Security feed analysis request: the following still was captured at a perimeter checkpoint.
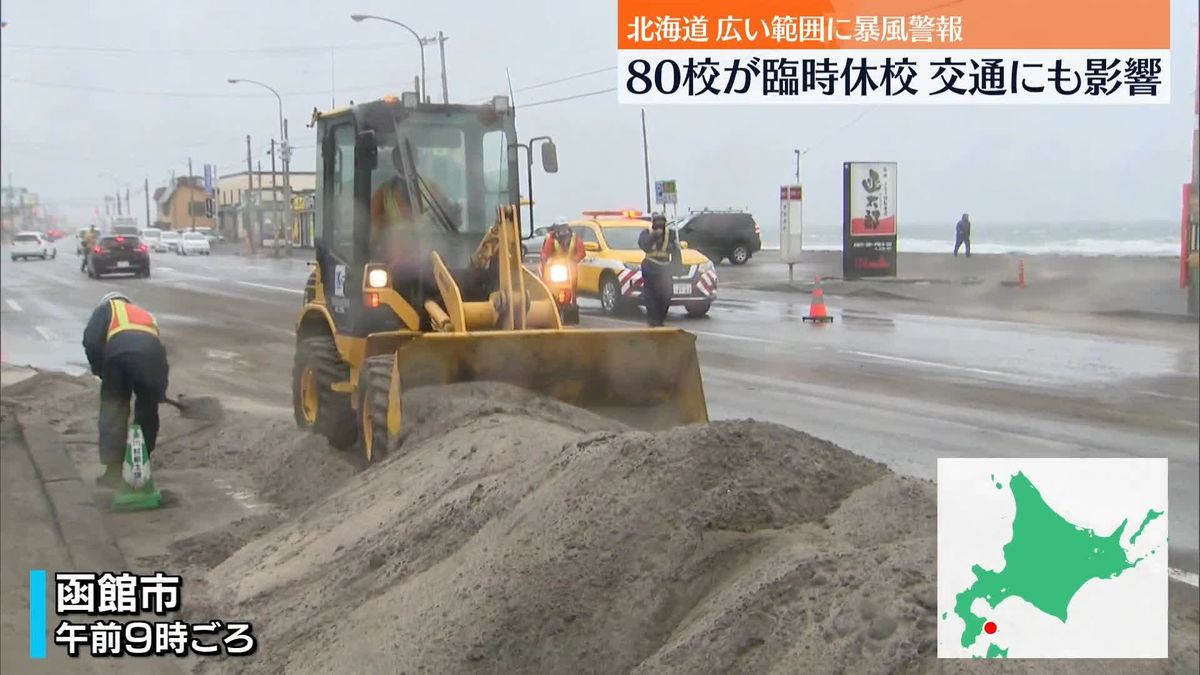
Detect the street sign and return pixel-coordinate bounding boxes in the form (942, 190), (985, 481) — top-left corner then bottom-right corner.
(654, 179), (677, 205)
(779, 185), (804, 265)
(204, 198), (215, 218)
(203, 164), (215, 196)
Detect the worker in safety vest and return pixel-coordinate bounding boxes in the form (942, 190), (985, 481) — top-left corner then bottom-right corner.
(80, 225), (99, 271)
(82, 292), (170, 488)
(539, 217), (585, 279)
(637, 213), (679, 327)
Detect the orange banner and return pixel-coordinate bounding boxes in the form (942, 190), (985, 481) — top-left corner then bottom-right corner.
(618, 0), (1171, 50)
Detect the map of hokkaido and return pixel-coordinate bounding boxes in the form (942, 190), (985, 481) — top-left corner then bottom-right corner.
(937, 458), (1168, 659)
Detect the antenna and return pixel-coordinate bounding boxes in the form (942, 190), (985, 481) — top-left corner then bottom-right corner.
(505, 68), (516, 110)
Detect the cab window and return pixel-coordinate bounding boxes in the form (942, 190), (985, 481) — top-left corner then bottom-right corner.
(327, 123), (356, 260)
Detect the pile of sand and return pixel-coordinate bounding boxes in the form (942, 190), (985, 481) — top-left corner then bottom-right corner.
(189, 382), (952, 674)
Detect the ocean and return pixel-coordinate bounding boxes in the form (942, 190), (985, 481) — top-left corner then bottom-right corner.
(772, 220), (1183, 257)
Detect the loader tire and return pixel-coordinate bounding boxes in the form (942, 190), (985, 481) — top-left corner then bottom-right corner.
(293, 335), (357, 451)
(356, 355), (396, 468)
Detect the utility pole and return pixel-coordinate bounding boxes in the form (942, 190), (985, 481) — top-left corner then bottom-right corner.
(269, 138), (279, 251)
(282, 118), (292, 254)
(143, 177), (151, 228)
(188, 157), (195, 231)
(437, 32), (449, 103)
(245, 135), (254, 251)
(257, 160), (263, 247)
(640, 108), (651, 213)
(125, 187), (131, 218)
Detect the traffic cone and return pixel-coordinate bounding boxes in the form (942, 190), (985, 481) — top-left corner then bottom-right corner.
(803, 276), (834, 323)
(110, 423), (161, 511)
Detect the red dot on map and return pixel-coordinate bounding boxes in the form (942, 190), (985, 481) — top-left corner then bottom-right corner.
(984, 621), (998, 634)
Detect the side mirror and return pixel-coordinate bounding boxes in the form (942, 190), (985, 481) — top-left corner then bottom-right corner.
(356, 129), (378, 170)
(540, 141), (558, 174)
(583, 241), (600, 252)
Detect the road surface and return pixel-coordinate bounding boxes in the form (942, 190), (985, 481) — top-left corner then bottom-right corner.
(2, 240), (1197, 577)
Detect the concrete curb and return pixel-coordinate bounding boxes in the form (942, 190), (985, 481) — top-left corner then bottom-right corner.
(13, 415), (126, 571)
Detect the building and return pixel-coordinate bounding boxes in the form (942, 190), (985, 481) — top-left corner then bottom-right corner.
(155, 176), (215, 231)
(216, 170), (316, 245)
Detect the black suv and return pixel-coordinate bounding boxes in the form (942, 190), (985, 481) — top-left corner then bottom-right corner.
(86, 235), (150, 278)
(676, 210), (761, 265)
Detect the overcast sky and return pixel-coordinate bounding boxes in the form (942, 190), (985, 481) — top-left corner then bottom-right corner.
(1, 0), (1197, 237)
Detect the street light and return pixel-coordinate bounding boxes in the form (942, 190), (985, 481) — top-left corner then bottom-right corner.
(351, 13), (431, 103)
(228, 78), (290, 252)
(98, 172), (126, 217)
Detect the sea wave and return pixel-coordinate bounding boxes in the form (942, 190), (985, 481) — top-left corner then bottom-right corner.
(790, 237), (1181, 257)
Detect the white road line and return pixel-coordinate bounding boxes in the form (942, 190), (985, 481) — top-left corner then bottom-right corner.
(1169, 567), (1199, 588)
(155, 266), (176, 272)
(586, 314), (782, 345)
(205, 349), (240, 360)
(237, 281), (304, 294)
(34, 326), (56, 342)
(5, 299), (22, 312)
(1134, 389), (1200, 403)
(840, 350), (1012, 378)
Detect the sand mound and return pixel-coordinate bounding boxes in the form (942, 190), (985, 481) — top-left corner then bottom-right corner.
(194, 381), (959, 675)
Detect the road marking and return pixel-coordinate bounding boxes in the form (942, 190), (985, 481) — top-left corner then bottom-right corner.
(1169, 567), (1199, 588)
(205, 349), (240, 360)
(585, 314), (782, 344)
(237, 281), (304, 295)
(155, 266), (176, 272)
(5, 299), (22, 312)
(34, 326), (56, 342)
(840, 350), (1012, 378)
(1134, 389), (1200, 403)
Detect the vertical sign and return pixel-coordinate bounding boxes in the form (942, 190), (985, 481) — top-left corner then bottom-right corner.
(842, 162), (898, 279)
(654, 179), (677, 205)
(779, 185), (803, 264)
(202, 164), (214, 196)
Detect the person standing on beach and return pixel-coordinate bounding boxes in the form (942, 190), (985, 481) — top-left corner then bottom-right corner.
(954, 214), (972, 257)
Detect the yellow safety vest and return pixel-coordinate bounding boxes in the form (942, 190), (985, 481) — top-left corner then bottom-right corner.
(382, 188), (409, 226)
(645, 230), (672, 262)
(106, 300), (160, 341)
(551, 234), (578, 257)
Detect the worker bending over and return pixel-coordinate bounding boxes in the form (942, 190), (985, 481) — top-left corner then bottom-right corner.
(82, 292), (170, 488)
(638, 213), (680, 327)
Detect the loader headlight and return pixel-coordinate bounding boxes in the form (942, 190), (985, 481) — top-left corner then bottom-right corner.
(548, 263), (570, 284)
(367, 268), (390, 288)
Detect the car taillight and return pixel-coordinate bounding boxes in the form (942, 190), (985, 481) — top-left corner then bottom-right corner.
(138, 244), (148, 253)
(753, 222), (761, 234)
(115, 236), (125, 243)
(93, 245), (102, 254)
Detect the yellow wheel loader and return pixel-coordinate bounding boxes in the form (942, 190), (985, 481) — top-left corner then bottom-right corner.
(292, 93), (708, 465)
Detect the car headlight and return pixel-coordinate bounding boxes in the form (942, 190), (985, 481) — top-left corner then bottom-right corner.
(548, 263), (570, 284)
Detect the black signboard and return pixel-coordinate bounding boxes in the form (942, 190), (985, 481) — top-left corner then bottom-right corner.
(842, 162), (898, 279)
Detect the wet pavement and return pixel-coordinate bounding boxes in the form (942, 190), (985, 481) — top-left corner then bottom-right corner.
(2, 239), (1197, 574)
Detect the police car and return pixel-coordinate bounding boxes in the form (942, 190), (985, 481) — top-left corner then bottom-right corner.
(568, 210), (717, 317)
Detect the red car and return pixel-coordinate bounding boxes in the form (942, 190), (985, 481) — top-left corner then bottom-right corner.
(86, 235), (150, 279)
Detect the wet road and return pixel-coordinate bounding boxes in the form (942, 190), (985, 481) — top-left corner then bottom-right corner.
(3, 239), (1198, 576)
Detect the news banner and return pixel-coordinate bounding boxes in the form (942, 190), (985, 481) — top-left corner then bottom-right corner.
(28, 570), (256, 659)
(616, 0), (1172, 104)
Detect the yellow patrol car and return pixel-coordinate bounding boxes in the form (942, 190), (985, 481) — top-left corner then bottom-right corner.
(568, 210), (717, 317)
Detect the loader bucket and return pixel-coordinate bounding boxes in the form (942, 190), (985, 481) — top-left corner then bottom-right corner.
(392, 328), (708, 430)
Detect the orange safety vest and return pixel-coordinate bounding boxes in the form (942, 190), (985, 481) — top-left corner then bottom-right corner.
(106, 300), (160, 341)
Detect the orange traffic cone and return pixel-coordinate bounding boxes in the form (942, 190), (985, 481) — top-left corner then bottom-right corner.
(803, 276), (834, 323)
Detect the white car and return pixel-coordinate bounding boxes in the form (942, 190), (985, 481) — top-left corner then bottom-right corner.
(157, 230), (180, 253)
(140, 228), (162, 250)
(11, 231), (56, 261)
(178, 231), (211, 256)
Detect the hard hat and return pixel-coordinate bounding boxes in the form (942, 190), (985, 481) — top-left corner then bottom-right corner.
(101, 291), (130, 305)
(553, 216), (570, 227)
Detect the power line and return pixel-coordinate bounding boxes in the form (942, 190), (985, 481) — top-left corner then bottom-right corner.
(515, 67), (615, 93)
(0, 76), (401, 99)
(0, 41), (405, 55)
(521, 88), (617, 108)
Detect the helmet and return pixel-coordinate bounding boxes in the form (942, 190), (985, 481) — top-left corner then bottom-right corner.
(552, 216), (570, 228)
(101, 291), (130, 305)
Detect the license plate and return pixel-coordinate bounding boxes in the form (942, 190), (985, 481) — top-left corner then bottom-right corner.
(673, 283), (692, 296)
(117, 261), (129, 268)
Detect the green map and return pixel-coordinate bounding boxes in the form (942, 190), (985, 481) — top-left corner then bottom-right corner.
(953, 471), (1160, 657)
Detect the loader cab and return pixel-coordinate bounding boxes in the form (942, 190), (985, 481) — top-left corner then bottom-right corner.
(312, 94), (527, 333)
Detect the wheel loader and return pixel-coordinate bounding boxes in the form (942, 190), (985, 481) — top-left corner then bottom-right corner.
(292, 92), (708, 464)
